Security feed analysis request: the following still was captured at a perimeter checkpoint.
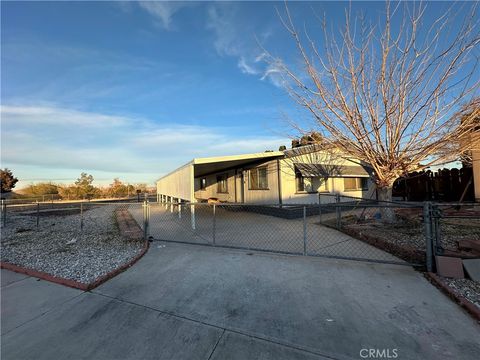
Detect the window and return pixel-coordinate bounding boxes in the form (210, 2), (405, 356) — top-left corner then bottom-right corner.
(344, 177), (368, 191)
(296, 175), (306, 192)
(199, 178), (207, 190)
(249, 167), (268, 190)
(296, 175), (328, 193)
(217, 174), (228, 193)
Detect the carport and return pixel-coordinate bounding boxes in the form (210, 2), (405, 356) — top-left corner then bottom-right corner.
(156, 151), (284, 204)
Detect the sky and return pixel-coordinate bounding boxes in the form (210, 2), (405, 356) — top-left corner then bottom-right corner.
(0, 1), (474, 189)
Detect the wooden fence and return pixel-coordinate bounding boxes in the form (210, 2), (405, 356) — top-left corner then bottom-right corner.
(393, 167), (474, 202)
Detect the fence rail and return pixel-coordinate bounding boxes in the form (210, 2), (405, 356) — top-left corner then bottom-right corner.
(2, 197), (477, 270)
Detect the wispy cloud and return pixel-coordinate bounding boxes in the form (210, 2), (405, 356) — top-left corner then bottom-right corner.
(130, 1), (284, 86)
(260, 58), (287, 88)
(238, 56), (260, 75)
(206, 2), (283, 87)
(137, 1), (191, 30)
(1, 104), (287, 185)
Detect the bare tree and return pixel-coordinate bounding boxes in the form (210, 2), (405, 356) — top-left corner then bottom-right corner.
(267, 1), (480, 208)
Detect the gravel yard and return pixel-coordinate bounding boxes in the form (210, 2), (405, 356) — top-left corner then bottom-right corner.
(440, 277), (480, 309)
(1, 204), (145, 284)
(329, 207), (480, 254)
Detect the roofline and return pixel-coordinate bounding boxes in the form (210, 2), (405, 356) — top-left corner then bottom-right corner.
(156, 151), (285, 183)
(193, 151), (284, 165)
(155, 160), (194, 183)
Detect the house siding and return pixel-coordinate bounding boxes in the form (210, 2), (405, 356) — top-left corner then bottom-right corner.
(243, 160), (280, 204)
(156, 163), (193, 202)
(279, 151), (376, 204)
(195, 169), (237, 202)
(161, 148), (378, 205)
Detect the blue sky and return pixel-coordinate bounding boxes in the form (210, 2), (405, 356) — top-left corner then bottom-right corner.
(0, 1), (471, 189)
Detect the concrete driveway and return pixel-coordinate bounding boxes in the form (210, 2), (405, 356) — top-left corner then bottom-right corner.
(2, 243), (479, 360)
(129, 204), (404, 264)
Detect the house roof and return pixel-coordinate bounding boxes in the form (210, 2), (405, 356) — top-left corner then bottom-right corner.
(295, 163), (372, 178)
(157, 151), (284, 182)
(157, 146), (373, 182)
(193, 151), (284, 177)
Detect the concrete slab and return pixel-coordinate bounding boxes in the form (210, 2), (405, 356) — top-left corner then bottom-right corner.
(210, 331), (329, 360)
(95, 243), (480, 360)
(1, 292), (223, 360)
(463, 259), (480, 281)
(1, 269), (29, 287)
(1, 274), (82, 334)
(436, 256), (465, 279)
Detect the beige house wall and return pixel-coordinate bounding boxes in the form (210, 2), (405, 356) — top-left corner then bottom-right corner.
(156, 163), (194, 202)
(194, 169), (237, 202)
(194, 160), (280, 204)
(242, 160), (280, 204)
(191, 150), (376, 205)
(279, 151), (376, 204)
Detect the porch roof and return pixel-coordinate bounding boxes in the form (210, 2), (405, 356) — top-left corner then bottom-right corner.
(295, 163), (372, 178)
(192, 151), (284, 177)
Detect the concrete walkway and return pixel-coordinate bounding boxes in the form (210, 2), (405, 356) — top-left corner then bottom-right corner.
(2, 243), (479, 360)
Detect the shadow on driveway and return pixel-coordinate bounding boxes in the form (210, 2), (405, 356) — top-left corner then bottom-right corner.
(2, 243), (479, 360)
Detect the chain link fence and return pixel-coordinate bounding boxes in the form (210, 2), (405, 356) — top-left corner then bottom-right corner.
(0, 201), (143, 238)
(0, 202), (147, 283)
(427, 203), (480, 269)
(5, 196), (476, 268)
(138, 199), (422, 265)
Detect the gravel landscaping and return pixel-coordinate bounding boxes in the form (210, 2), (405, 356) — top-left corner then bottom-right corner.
(1, 204), (145, 284)
(440, 276), (480, 309)
(320, 208), (427, 262)
(326, 207), (480, 254)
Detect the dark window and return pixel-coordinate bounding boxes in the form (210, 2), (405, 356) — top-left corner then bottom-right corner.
(249, 167), (268, 190)
(296, 174), (305, 192)
(200, 178), (207, 190)
(217, 174), (228, 193)
(344, 177), (368, 191)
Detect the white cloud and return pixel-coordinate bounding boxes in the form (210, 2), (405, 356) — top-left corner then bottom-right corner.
(137, 1), (189, 30)
(238, 57), (260, 75)
(206, 3), (285, 88)
(260, 58), (287, 88)
(1, 104), (288, 186)
(206, 3), (243, 57)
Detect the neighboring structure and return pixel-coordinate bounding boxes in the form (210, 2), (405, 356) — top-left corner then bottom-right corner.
(156, 146), (375, 205)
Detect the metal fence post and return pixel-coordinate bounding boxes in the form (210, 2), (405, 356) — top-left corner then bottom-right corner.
(178, 201), (182, 219)
(1, 199), (6, 227)
(143, 200), (150, 240)
(212, 204), (216, 246)
(423, 201), (433, 272)
(335, 194), (341, 229)
(303, 206), (307, 255)
(191, 203), (196, 230)
(80, 202), (84, 230)
(35, 201), (39, 228)
(432, 203), (442, 259)
(318, 193), (322, 224)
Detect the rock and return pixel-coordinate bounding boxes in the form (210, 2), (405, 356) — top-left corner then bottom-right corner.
(463, 259), (480, 282)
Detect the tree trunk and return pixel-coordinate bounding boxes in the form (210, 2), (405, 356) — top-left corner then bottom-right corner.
(377, 186), (395, 223)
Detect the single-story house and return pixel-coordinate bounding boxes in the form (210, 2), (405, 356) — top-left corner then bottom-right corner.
(156, 145), (376, 205)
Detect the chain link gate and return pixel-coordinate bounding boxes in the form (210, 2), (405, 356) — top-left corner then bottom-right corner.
(142, 199), (425, 266)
